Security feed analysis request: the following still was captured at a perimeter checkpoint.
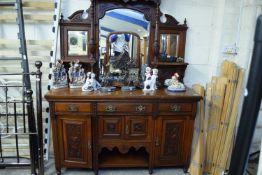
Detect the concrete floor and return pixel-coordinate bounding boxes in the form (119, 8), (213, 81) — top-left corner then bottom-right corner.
(1, 159), (189, 175)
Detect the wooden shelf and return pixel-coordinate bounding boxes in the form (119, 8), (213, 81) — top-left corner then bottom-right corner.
(153, 62), (188, 66)
(99, 147), (149, 168)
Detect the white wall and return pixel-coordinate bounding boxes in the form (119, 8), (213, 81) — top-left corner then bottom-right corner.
(160, 0), (260, 87)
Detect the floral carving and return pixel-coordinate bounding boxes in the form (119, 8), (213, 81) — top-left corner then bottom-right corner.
(66, 124), (83, 159)
(164, 123), (180, 156)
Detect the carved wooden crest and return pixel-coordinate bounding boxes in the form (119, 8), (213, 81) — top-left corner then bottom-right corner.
(97, 0), (160, 3)
(61, 10), (92, 25)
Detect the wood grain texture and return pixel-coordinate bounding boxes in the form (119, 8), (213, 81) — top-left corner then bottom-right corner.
(46, 87), (200, 172)
(45, 88), (201, 101)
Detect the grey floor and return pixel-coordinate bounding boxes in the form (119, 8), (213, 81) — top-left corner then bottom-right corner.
(1, 158), (189, 175)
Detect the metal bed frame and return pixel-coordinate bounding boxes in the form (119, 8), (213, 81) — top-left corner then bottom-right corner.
(0, 62), (44, 174)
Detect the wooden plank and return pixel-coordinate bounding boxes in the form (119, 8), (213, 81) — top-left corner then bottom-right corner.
(23, 1), (54, 9)
(188, 84), (205, 175)
(0, 1), (54, 10)
(0, 39), (52, 47)
(0, 14), (53, 22)
(210, 61), (239, 174)
(0, 50), (51, 57)
(213, 69), (245, 175)
(205, 76), (228, 173)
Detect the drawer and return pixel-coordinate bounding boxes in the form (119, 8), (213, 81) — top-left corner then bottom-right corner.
(55, 103), (91, 113)
(97, 103), (152, 113)
(158, 103), (192, 113)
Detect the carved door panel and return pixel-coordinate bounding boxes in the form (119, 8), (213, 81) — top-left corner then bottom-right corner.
(99, 116), (123, 139)
(125, 116), (152, 140)
(154, 117), (185, 166)
(58, 115), (92, 168)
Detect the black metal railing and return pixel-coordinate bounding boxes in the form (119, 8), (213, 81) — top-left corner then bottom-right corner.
(0, 61), (43, 174)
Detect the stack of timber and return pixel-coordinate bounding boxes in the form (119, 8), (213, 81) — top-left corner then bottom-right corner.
(189, 60), (245, 175)
(188, 84), (205, 175)
(206, 60), (245, 175)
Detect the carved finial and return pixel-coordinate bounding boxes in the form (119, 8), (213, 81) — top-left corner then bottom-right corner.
(184, 18), (187, 25)
(26, 89), (33, 96)
(35, 61), (42, 70)
(60, 13), (64, 20)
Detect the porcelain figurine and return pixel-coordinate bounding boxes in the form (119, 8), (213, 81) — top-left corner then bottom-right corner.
(151, 68), (158, 90)
(51, 60), (68, 89)
(68, 59), (85, 88)
(167, 73), (186, 92)
(143, 67), (158, 91)
(82, 72), (101, 91)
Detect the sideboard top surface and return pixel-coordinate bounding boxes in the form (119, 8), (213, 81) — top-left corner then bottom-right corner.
(45, 88), (201, 102)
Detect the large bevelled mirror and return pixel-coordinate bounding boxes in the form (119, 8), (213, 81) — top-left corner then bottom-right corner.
(99, 8), (150, 86)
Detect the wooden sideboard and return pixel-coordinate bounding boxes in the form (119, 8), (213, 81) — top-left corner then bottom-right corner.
(45, 88), (201, 175)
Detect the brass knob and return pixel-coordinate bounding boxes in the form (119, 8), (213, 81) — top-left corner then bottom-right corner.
(136, 105), (146, 112)
(88, 141), (92, 150)
(67, 104), (79, 112)
(155, 136), (160, 146)
(170, 104), (181, 112)
(105, 105), (116, 112)
(125, 125), (129, 135)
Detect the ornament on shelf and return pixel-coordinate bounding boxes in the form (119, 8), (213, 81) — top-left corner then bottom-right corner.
(143, 67), (158, 91)
(82, 72), (101, 91)
(68, 59), (85, 88)
(166, 73), (186, 92)
(51, 60), (68, 89)
(176, 57), (184, 63)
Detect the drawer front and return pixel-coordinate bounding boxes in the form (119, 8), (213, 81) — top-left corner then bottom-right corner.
(99, 117), (123, 139)
(55, 103), (91, 113)
(159, 103), (192, 113)
(97, 103), (152, 113)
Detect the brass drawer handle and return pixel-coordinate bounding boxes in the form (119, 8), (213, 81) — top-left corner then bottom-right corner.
(88, 141), (92, 150)
(136, 105), (146, 112)
(155, 136), (160, 146)
(67, 104), (79, 112)
(125, 125), (129, 135)
(170, 104), (181, 112)
(105, 105), (116, 112)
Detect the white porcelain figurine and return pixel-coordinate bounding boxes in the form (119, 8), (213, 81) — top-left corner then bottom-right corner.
(167, 73), (186, 92)
(143, 67), (158, 91)
(82, 72), (101, 91)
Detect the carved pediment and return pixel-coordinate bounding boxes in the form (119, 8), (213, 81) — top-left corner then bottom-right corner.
(97, 0), (160, 3)
(61, 10), (92, 24)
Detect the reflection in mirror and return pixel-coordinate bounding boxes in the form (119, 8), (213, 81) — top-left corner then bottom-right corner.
(160, 34), (179, 62)
(99, 9), (150, 87)
(68, 31), (88, 56)
(107, 32), (140, 74)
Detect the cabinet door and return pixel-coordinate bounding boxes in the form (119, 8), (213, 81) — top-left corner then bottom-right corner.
(154, 117), (185, 166)
(125, 116), (152, 140)
(99, 116), (123, 139)
(58, 115), (92, 168)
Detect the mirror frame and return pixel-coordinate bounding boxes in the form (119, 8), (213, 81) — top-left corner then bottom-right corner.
(92, 0), (161, 75)
(60, 10), (95, 65)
